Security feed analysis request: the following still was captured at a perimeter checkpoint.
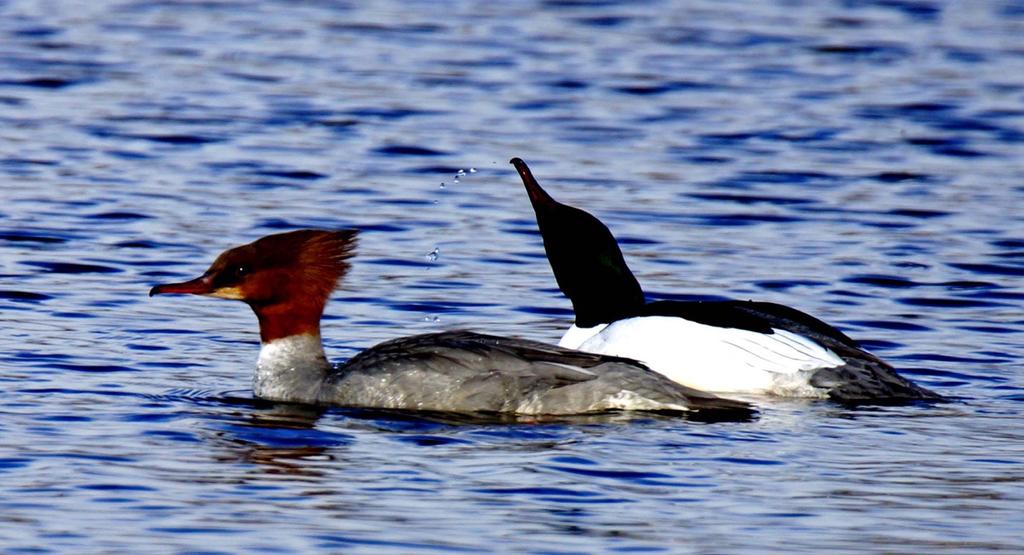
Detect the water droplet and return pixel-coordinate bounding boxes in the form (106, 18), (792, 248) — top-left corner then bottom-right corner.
(439, 182), (446, 189)
(426, 247), (439, 262)
(468, 167), (477, 173)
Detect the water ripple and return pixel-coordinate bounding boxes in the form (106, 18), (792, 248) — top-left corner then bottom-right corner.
(0, 0), (1022, 553)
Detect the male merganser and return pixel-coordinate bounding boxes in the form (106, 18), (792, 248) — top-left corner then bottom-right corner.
(149, 229), (754, 417)
(511, 158), (941, 402)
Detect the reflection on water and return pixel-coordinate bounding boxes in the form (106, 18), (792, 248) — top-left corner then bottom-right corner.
(1, 0), (1023, 552)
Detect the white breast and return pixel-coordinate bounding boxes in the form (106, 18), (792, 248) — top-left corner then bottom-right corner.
(568, 316), (844, 396)
(254, 334), (331, 403)
(558, 323), (607, 349)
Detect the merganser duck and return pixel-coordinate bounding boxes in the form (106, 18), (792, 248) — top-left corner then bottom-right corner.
(149, 229), (754, 417)
(511, 158), (941, 402)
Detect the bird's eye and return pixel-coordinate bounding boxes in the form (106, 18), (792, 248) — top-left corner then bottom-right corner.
(234, 265), (249, 278)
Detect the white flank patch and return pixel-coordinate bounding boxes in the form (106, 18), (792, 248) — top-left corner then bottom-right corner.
(597, 390), (690, 412)
(548, 362), (596, 377)
(516, 389), (689, 414)
(572, 316), (844, 395)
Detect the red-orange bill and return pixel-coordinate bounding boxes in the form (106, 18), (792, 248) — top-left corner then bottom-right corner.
(149, 275), (213, 297)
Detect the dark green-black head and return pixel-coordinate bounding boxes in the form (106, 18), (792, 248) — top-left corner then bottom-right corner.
(510, 158), (645, 326)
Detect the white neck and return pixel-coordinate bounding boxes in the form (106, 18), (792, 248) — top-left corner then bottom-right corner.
(254, 334), (331, 403)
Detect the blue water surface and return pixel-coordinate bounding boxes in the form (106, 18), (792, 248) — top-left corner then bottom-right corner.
(1, 0), (1023, 552)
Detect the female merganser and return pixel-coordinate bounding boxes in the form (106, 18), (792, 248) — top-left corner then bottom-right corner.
(149, 229), (754, 417)
(510, 158), (941, 402)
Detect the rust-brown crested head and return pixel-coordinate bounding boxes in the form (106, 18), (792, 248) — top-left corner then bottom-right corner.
(151, 229), (358, 343)
(150, 229), (358, 306)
